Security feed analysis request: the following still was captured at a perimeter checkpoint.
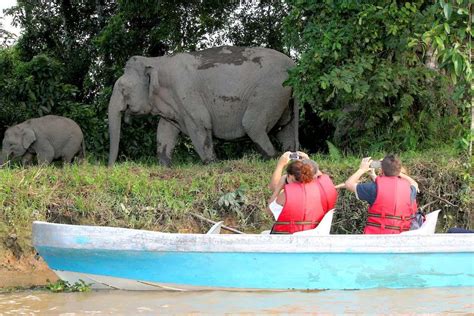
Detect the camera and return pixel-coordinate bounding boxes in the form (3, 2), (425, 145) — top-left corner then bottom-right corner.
(370, 160), (381, 169)
(289, 152), (300, 160)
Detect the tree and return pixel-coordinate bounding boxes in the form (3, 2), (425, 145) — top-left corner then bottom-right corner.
(225, 0), (289, 53)
(413, 0), (472, 155)
(283, 0), (463, 152)
(0, 17), (16, 47)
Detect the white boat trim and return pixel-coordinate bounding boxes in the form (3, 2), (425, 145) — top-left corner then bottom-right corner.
(33, 221), (474, 253)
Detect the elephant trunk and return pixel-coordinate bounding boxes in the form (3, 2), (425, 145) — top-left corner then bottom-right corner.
(108, 83), (126, 166)
(0, 149), (10, 167)
(108, 108), (122, 167)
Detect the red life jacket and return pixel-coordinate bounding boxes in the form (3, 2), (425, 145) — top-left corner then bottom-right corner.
(272, 181), (324, 234)
(364, 176), (416, 234)
(314, 174), (338, 212)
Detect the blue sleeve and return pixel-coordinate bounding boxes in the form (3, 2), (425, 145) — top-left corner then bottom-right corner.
(356, 182), (377, 205)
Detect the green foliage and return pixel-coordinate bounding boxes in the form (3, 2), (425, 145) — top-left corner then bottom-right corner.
(415, 0), (472, 84)
(226, 1), (289, 52)
(326, 141), (342, 160)
(0, 17), (16, 47)
(412, 0), (472, 156)
(0, 0), (469, 160)
(46, 279), (91, 293)
(284, 0), (464, 153)
(218, 185), (249, 222)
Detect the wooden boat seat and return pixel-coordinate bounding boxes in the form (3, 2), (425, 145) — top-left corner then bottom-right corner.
(401, 209), (441, 235)
(260, 209), (335, 235)
(206, 221), (224, 234)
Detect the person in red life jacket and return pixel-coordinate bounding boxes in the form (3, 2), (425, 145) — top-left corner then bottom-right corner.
(268, 151), (338, 214)
(306, 159), (338, 212)
(267, 156), (325, 234)
(344, 155), (419, 234)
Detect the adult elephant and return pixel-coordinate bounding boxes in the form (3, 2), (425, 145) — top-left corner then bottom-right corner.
(108, 46), (299, 166)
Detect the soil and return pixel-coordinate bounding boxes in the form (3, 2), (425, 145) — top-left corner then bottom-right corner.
(0, 252), (58, 289)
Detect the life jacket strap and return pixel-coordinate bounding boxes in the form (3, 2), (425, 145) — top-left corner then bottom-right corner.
(270, 231), (292, 234)
(274, 221), (320, 226)
(367, 212), (414, 221)
(366, 221), (410, 232)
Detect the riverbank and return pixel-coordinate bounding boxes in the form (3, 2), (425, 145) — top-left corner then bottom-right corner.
(0, 149), (471, 288)
(0, 254), (57, 290)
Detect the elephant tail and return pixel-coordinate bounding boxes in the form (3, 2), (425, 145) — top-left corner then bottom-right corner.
(292, 96), (300, 150)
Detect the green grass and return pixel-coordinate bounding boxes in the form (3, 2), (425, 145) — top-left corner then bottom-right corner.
(0, 148), (471, 258)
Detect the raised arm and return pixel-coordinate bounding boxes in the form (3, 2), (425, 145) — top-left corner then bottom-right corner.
(400, 172), (419, 192)
(268, 174), (286, 203)
(268, 152), (291, 191)
(344, 157), (372, 193)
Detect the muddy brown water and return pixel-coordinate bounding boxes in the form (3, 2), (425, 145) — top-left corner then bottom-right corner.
(0, 287), (473, 314)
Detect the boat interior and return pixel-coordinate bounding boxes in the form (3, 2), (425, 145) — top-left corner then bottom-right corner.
(207, 209), (441, 235)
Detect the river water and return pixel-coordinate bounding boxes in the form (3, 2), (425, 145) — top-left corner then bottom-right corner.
(0, 287), (473, 315)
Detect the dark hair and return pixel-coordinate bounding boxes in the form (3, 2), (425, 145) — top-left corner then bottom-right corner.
(286, 160), (314, 183)
(381, 154), (401, 176)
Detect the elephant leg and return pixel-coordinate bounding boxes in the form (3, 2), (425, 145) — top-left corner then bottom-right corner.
(183, 117), (216, 164)
(157, 119), (180, 167)
(34, 141), (55, 165)
(21, 152), (35, 166)
(276, 122), (298, 152)
(242, 106), (277, 158)
(62, 152), (75, 164)
(62, 140), (82, 164)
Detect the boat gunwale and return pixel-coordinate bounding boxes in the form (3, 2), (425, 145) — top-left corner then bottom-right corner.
(32, 221), (474, 254)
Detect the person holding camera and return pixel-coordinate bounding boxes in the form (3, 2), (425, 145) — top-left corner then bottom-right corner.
(344, 155), (419, 234)
(267, 151), (337, 234)
(269, 151), (338, 214)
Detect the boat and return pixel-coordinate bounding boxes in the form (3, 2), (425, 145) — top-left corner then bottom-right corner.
(32, 218), (474, 291)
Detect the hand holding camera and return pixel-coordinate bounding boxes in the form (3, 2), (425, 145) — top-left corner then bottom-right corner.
(369, 160), (381, 169)
(289, 152), (301, 160)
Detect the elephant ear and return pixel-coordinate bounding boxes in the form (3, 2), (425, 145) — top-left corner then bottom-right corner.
(22, 128), (36, 149)
(145, 65), (159, 101)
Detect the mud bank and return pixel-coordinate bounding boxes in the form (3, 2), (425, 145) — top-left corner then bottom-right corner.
(0, 253), (57, 289)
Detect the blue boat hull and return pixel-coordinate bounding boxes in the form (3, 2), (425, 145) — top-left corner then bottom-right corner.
(36, 246), (474, 290)
(32, 221), (474, 290)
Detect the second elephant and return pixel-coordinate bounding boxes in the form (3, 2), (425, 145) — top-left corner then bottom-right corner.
(0, 115), (85, 166)
(108, 46), (299, 166)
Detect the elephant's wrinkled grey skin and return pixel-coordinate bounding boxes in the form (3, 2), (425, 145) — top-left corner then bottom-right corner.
(0, 115), (84, 166)
(108, 46), (299, 167)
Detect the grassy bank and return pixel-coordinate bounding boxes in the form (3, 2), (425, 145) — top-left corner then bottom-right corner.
(0, 148), (472, 265)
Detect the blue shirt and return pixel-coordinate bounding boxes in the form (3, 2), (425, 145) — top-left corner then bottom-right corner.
(356, 181), (417, 206)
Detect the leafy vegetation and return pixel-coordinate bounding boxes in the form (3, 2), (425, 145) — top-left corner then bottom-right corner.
(412, 0), (472, 155)
(284, 0), (466, 152)
(46, 279), (91, 293)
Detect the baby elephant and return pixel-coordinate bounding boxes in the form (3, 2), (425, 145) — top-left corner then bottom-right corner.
(0, 115), (84, 166)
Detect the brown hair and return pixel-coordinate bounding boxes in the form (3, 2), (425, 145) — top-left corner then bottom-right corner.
(286, 160), (314, 183)
(381, 154), (402, 176)
(302, 159), (319, 176)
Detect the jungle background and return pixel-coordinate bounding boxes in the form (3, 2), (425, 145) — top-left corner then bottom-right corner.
(1, 0), (471, 157)
(0, 0), (472, 274)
